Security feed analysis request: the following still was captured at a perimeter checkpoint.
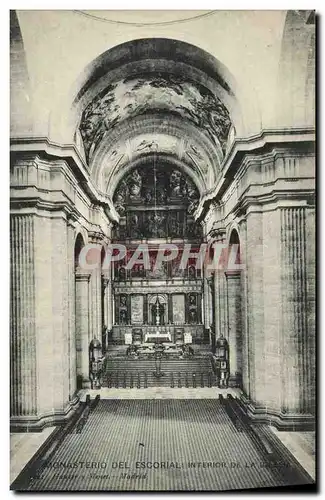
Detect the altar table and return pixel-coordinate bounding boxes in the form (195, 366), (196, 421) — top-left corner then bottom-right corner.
(144, 332), (172, 343)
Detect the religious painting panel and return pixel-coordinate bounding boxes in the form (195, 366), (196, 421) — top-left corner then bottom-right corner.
(172, 294), (185, 324)
(131, 295), (144, 325)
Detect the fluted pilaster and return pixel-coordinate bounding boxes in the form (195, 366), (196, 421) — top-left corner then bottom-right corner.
(10, 215), (37, 416)
(102, 273), (113, 350)
(280, 207), (309, 414)
(75, 270), (91, 388)
(67, 222), (76, 399)
(226, 272), (242, 384)
(202, 266), (211, 329)
(238, 219), (250, 395)
(88, 241), (103, 339)
(214, 270), (228, 339)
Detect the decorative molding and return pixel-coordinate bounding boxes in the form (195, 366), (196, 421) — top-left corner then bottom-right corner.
(113, 283), (203, 294)
(196, 127), (315, 219)
(10, 137), (119, 223)
(10, 397), (80, 433)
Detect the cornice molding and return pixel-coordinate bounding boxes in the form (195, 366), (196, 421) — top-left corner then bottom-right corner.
(196, 127), (315, 219)
(10, 137), (120, 223)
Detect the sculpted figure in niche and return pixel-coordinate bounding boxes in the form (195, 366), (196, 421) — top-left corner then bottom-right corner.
(120, 309), (127, 325)
(129, 169), (142, 198)
(189, 267), (196, 280)
(144, 188), (153, 204)
(189, 293), (196, 305)
(157, 186), (167, 204)
(169, 170), (182, 198)
(118, 267), (126, 281)
(169, 213), (182, 238)
(189, 310), (197, 324)
(129, 213), (142, 239)
(120, 295), (127, 308)
(114, 179), (128, 214)
(186, 180), (199, 214)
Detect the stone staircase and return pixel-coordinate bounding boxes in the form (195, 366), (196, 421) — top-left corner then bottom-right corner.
(102, 356), (216, 388)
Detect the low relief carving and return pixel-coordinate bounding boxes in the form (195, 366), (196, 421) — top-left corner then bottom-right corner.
(136, 139), (158, 152)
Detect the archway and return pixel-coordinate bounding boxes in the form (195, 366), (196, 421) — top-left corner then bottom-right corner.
(74, 232), (90, 389)
(110, 159), (205, 345)
(226, 228), (242, 387)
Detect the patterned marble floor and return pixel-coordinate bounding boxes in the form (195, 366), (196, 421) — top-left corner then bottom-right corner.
(14, 399), (313, 492)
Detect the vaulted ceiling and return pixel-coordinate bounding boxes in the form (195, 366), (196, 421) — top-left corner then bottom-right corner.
(73, 38), (238, 202)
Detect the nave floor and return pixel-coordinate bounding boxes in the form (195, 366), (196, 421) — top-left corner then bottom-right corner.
(11, 399), (314, 492)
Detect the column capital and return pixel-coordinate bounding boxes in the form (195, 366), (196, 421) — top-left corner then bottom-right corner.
(102, 274), (111, 288)
(207, 227), (227, 244)
(75, 269), (91, 282)
(225, 270), (241, 279)
(88, 230), (107, 245)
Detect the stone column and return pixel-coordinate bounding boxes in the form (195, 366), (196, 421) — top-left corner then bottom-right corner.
(102, 273), (113, 350)
(280, 207), (313, 415)
(168, 294), (173, 324)
(246, 210), (264, 404)
(10, 214), (37, 418)
(226, 272), (242, 384)
(202, 265), (211, 329)
(75, 270), (91, 388)
(197, 293), (203, 324)
(67, 221), (77, 400)
(238, 219), (250, 395)
(214, 270), (228, 339)
(143, 295), (148, 324)
(208, 275), (215, 347)
(88, 236), (103, 340)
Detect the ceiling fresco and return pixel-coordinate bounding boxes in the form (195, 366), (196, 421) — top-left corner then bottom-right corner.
(79, 73), (232, 163)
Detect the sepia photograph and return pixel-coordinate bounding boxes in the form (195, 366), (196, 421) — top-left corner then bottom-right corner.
(9, 7), (316, 492)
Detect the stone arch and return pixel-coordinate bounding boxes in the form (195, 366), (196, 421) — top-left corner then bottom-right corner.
(10, 10), (34, 135)
(275, 10), (315, 128)
(109, 154), (205, 201)
(225, 226), (243, 388)
(49, 37), (244, 169)
(74, 232), (86, 268)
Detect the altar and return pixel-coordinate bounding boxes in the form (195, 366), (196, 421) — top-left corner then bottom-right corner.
(144, 332), (172, 343)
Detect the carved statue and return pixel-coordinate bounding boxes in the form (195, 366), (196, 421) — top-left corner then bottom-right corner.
(120, 309), (127, 325)
(169, 212), (182, 238)
(189, 310), (197, 324)
(129, 213), (142, 238)
(118, 267), (126, 281)
(144, 188), (154, 204)
(128, 169), (142, 198)
(169, 170), (182, 197)
(157, 186), (167, 204)
(120, 295), (127, 307)
(189, 293), (196, 305)
(113, 179), (128, 215)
